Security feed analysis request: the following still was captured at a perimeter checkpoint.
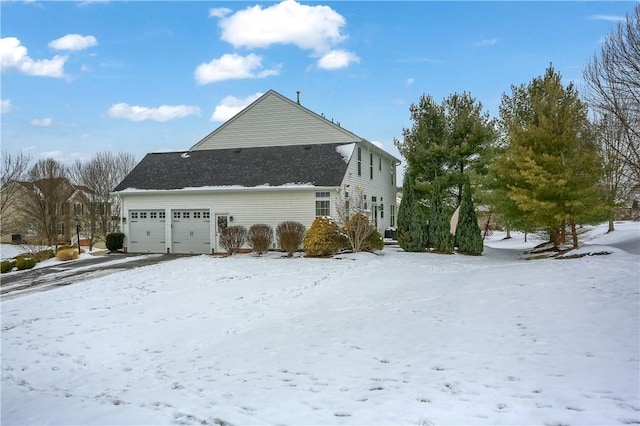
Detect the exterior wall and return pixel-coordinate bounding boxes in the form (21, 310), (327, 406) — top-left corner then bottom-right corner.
(192, 92), (359, 151)
(0, 182), (90, 245)
(0, 184), (29, 244)
(337, 142), (398, 233)
(120, 187), (338, 253)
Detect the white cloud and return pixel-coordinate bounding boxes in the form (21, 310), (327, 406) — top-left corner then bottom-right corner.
(1, 99), (12, 113)
(317, 49), (359, 70)
(209, 7), (231, 18)
(49, 34), (98, 51)
(219, 0), (347, 54)
(78, 0), (110, 6)
(1, 37), (67, 78)
(210, 92), (263, 122)
(194, 53), (279, 85)
(30, 117), (53, 127)
(406, 78), (414, 86)
(589, 14), (625, 22)
(474, 38), (498, 47)
(107, 103), (201, 122)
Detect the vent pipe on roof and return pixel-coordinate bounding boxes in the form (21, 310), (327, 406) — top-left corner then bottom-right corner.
(296, 91), (300, 104)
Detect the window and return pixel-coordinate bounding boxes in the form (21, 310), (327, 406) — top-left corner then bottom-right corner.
(58, 222), (65, 235)
(316, 191), (330, 216)
(380, 204), (384, 219)
(390, 205), (395, 227)
(140, 212), (147, 219)
(194, 211), (201, 219)
(372, 196), (377, 202)
(379, 156), (382, 171)
(131, 212), (139, 219)
(159, 211), (166, 219)
(183, 211), (190, 219)
(173, 211), (180, 219)
(150, 212), (157, 219)
(357, 147), (362, 176)
(391, 169), (395, 185)
(74, 203), (83, 216)
(370, 153), (373, 179)
(203, 211), (210, 219)
(316, 200), (330, 216)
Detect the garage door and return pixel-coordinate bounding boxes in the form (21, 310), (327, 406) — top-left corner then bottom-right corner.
(171, 210), (211, 254)
(129, 210), (166, 253)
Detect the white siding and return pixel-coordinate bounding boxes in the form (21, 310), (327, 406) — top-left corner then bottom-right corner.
(336, 142), (398, 233)
(120, 188), (338, 253)
(192, 92), (359, 151)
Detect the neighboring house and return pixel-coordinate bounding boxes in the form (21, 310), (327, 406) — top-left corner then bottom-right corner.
(113, 90), (401, 254)
(0, 178), (92, 244)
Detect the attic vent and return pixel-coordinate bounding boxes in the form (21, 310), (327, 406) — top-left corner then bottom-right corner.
(304, 146), (311, 150)
(234, 149), (241, 153)
(181, 152), (191, 158)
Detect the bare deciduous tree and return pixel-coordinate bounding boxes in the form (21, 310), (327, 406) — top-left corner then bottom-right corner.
(583, 4), (640, 192)
(0, 150), (31, 236)
(70, 152), (136, 247)
(597, 113), (633, 231)
(23, 159), (70, 247)
(335, 186), (376, 252)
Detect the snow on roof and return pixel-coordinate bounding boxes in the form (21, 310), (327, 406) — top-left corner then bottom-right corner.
(335, 142), (356, 163)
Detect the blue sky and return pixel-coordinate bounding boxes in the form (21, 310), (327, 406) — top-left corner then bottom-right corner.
(1, 1), (636, 167)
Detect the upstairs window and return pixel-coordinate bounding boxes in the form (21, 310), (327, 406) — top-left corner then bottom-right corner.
(370, 153), (374, 179)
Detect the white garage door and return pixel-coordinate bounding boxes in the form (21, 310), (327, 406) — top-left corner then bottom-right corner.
(129, 210), (166, 253)
(171, 210), (211, 254)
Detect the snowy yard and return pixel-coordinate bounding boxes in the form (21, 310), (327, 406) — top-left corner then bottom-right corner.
(2, 223), (639, 425)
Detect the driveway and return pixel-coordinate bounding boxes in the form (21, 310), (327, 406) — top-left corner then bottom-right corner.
(1, 253), (193, 300)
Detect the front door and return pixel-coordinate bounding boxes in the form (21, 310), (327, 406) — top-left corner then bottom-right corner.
(214, 214), (228, 253)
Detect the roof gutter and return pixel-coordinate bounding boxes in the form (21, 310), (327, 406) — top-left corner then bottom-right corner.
(112, 185), (340, 197)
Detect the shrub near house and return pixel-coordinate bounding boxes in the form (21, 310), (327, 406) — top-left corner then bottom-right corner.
(304, 216), (342, 257)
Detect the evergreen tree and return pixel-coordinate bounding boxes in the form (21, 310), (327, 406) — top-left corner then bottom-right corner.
(395, 92), (496, 205)
(408, 199), (428, 251)
(493, 65), (605, 248)
(428, 184), (454, 253)
(455, 180), (483, 255)
(397, 172), (427, 252)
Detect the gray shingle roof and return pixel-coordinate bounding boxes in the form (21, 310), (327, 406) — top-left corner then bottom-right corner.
(114, 143), (353, 192)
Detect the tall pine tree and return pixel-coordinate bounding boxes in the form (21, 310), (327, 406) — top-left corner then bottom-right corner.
(395, 92), (496, 206)
(493, 65), (605, 248)
(428, 183), (454, 253)
(397, 172), (428, 252)
(455, 180), (483, 255)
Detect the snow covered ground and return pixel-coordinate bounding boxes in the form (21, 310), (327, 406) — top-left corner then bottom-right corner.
(2, 223), (639, 425)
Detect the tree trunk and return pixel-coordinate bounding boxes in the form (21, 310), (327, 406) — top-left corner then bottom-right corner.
(550, 228), (563, 247)
(571, 221), (579, 249)
(505, 229), (511, 240)
(483, 211), (492, 240)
